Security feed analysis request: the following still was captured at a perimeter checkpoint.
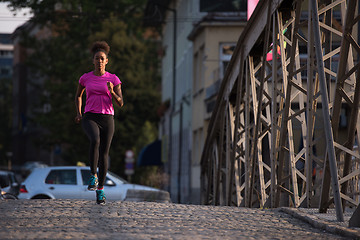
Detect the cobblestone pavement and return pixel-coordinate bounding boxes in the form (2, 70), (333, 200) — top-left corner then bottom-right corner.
(0, 199), (354, 240)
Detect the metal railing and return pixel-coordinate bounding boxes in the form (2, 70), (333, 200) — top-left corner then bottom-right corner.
(200, 0), (360, 222)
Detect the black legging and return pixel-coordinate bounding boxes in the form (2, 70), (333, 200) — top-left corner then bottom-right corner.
(82, 112), (114, 187)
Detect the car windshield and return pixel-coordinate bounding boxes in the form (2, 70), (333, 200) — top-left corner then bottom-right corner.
(107, 171), (128, 184)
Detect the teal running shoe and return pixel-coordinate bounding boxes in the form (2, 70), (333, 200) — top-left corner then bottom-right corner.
(96, 189), (106, 205)
(88, 175), (98, 191)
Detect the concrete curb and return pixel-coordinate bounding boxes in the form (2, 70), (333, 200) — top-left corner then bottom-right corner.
(124, 189), (171, 203)
(279, 207), (360, 239)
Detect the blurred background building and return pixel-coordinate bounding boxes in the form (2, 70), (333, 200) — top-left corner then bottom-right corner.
(11, 22), (57, 168)
(145, 0), (249, 203)
(0, 34), (13, 80)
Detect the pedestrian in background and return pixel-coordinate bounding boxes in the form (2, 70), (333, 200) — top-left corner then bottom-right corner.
(74, 41), (123, 205)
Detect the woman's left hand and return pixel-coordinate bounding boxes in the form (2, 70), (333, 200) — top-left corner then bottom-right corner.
(107, 82), (114, 94)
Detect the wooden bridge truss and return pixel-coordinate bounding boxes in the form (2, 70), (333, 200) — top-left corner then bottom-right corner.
(200, 0), (360, 221)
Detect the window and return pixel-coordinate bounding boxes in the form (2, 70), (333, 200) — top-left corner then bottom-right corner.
(200, 0), (247, 12)
(0, 67), (12, 76)
(220, 43), (236, 79)
(45, 170), (77, 185)
(193, 128), (204, 165)
(193, 52), (199, 92)
(0, 50), (13, 58)
(299, 42), (340, 81)
(194, 46), (205, 94)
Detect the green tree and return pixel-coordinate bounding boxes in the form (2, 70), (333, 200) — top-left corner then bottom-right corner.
(2, 0), (161, 178)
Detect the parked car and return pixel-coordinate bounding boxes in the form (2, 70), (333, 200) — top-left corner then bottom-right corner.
(18, 166), (170, 202)
(0, 170), (20, 196)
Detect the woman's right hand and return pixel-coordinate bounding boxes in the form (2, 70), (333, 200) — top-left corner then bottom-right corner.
(75, 114), (82, 123)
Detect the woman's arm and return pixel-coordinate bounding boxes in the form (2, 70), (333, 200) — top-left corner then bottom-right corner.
(74, 84), (85, 123)
(107, 82), (124, 108)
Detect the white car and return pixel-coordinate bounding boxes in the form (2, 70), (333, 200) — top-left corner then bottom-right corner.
(18, 166), (170, 202)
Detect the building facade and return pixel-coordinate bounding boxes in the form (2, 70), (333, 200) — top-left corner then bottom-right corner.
(145, 0), (247, 203)
(0, 34), (13, 80)
(188, 13), (246, 203)
(11, 23), (54, 167)
(155, 0), (206, 203)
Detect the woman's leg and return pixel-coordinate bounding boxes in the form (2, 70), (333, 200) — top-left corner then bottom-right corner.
(97, 116), (115, 187)
(82, 115), (100, 177)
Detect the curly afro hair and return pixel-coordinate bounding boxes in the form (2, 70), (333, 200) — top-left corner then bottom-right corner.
(91, 41), (110, 56)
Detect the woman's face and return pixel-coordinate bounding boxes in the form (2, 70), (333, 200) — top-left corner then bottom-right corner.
(93, 51), (108, 72)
